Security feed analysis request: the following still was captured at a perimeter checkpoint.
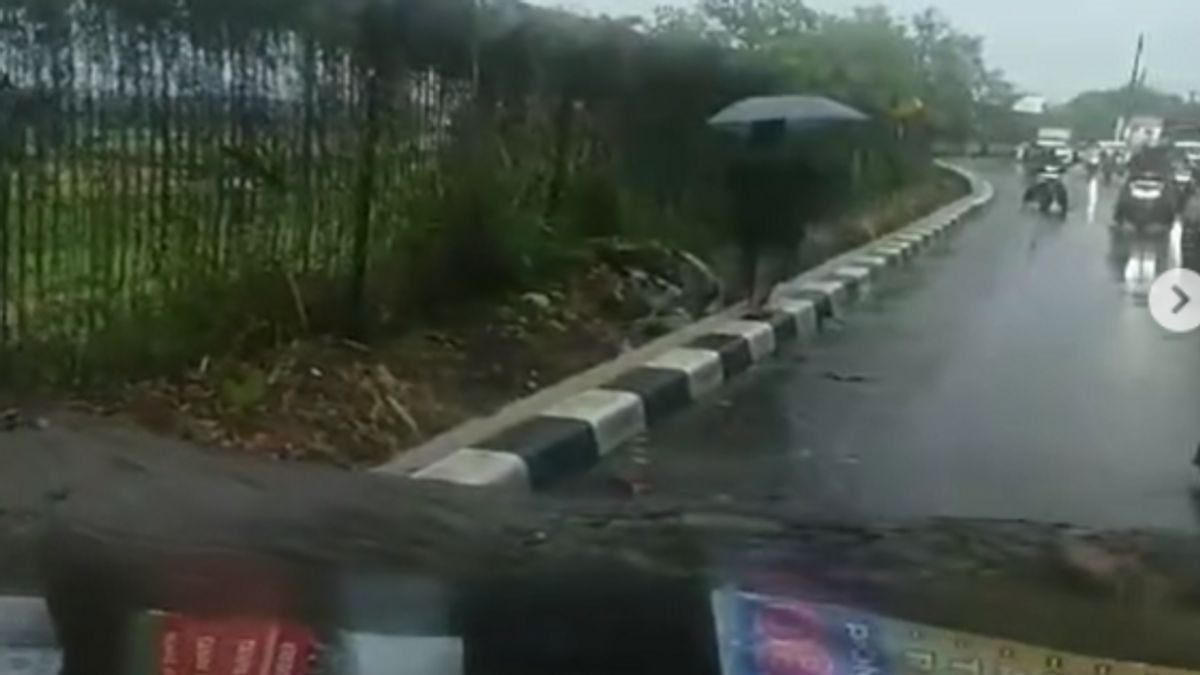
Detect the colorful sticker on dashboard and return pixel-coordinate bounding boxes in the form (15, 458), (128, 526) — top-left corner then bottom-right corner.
(710, 588), (1196, 675)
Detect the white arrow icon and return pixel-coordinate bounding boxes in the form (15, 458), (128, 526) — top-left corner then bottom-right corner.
(1150, 268), (1200, 333)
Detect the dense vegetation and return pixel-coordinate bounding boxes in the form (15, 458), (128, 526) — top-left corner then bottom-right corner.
(1048, 86), (1200, 141)
(645, 1), (1019, 143)
(0, 0), (1011, 387)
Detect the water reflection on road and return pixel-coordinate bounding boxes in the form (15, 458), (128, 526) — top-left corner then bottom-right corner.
(1109, 227), (1177, 300)
(1087, 177), (1099, 224)
(1099, 169), (1184, 301)
(555, 163), (1200, 532)
(1081, 171), (1185, 301)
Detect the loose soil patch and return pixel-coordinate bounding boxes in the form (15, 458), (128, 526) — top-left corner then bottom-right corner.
(78, 264), (635, 467)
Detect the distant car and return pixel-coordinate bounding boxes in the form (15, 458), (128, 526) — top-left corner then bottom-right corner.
(1097, 140), (1128, 166)
(1173, 140), (1200, 167)
(1031, 141), (1073, 166)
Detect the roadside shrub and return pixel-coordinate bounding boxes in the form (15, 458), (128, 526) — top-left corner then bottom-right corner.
(388, 118), (577, 320)
(436, 165), (539, 297)
(0, 0), (942, 388)
(558, 165), (624, 240)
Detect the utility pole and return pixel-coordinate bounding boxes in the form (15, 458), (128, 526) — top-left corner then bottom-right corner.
(1118, 34), (1145, 142)
(1128, 33), (1144, 92)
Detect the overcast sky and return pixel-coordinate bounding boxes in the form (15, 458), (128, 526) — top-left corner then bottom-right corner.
(531, 0), (1200, 102)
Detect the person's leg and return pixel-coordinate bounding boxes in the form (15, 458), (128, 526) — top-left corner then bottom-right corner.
(779, 236), (802, 284)
(749, 251), (770, 311)
(751, 247), (781, 312)
(752, 241), (799, 313)
(739, 237), (760, 307)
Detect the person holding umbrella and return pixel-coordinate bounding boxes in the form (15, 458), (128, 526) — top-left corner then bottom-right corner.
(710, 95), (867, 309)
(725, 119), (802, 309)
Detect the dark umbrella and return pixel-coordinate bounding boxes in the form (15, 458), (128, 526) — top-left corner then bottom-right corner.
(710, 95), (867, 307)
(708, 95), (868, 137)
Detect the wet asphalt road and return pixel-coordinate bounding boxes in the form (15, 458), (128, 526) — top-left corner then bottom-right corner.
(552, 160), (1200, 532)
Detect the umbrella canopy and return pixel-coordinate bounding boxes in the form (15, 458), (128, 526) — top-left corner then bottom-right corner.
(708, 95), (868, 135)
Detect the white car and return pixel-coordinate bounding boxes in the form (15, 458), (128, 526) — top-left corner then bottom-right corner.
(1174, 140), (1200, 166)
(1036, 141), (1074, 165)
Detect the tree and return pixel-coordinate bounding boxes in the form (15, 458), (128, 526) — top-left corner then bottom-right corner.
(697, 0), (816, 50)
(909, 9), (983, 141)
(1051, 86), (1200, 141)
(782, 7), (921, 114)
(974, 68), (1022, 145)
(646, 0), (1016, 145)
(646, 5), (720, 42)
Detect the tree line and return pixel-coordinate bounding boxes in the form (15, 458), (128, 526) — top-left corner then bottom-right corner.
(0, 0), (1014, 387)
(642, 0), (1020, 144)
(1049, 86), (1200, 141)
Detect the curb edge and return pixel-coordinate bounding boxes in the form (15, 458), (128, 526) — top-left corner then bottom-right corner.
(386, 162), (994, 491)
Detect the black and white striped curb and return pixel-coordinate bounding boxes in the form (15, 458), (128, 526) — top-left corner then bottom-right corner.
(412, 164), (994, 492)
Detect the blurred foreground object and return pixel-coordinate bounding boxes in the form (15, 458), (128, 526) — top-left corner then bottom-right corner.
(7, 439), (1200, 674)
(0, 596), (60, 675)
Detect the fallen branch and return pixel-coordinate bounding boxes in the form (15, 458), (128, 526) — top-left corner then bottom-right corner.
(384, 393), (420, 436)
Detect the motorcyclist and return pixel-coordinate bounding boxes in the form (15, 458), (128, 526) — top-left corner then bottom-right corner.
(1022, 145), (1069, 212)
(1126, 144), (1172, 179)
(1114, 144), (1179, 227)
(1100, 149), (1118, 185)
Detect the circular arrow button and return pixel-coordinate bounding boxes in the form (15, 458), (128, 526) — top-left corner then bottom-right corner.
(1150, 268), (1200, 333)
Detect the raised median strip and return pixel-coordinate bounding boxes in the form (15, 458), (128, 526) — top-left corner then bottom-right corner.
(854, 255), (894, 276)
(832, 266), (874, 299)
(709, 320), (778, 362)
(874, 241), (917, 261)
(644, 348), (726, 400)
(785, 280), (847, 318)
(772, 299), (820, 338)
(389, 162), (993, 491)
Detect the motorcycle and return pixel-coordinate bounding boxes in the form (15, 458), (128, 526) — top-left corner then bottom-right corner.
(1114, 173), (1176, 229)
(1101, 162), (1117, 186)
(1023, 166), (1069, 215)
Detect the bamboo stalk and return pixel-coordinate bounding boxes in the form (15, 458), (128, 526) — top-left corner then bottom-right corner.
(31, 44), (46, 343)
